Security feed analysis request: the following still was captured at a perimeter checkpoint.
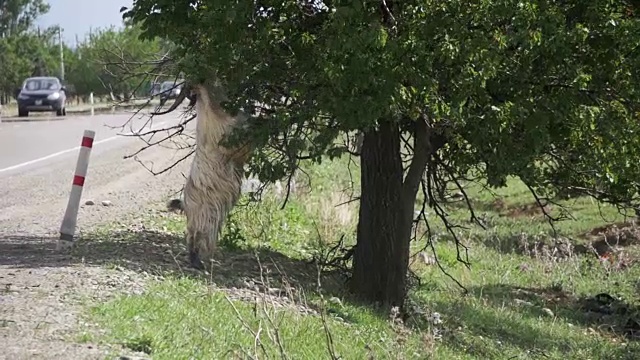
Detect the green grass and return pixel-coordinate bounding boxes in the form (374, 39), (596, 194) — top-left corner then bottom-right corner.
(81, 156), (640, 359)
(90, 278), (432, 359)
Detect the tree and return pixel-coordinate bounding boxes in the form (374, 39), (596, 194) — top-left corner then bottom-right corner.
(0, 0), (60, 102)
(80, 24), (166, 100)
(0, 30), (59, 101)
(0, 37), (23, 101)
(0, 0), (165, 102)
(0, 0), (49, 38)
(122, 0), (640, 310)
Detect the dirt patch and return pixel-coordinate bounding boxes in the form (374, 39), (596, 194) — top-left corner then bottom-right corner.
(1, 219), (346, 340)
(483, 232), (638, 272)
(582, 221), (640, 256)
(444, 197), (553, 219)
(489, 198), (506, 211)
(59, 220), (346, 295)
(586, 220), (639, 237)
(0, 224), (345, 360)
(515, 287), (640, 340)
(484, 218), (640, 264)
(501, 202), (552, 219)
(476, 284), (640, 340)
(0, 236), (153, 360)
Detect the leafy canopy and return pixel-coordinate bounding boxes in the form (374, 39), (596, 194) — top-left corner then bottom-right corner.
(123, 0), (640, 207)
(0, 0), (49, 37)
(0, 0), (59, 96)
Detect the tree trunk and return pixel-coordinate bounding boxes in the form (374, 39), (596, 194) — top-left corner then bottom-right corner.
(350, 121), (407, 308)
(350, 119), (431, 310)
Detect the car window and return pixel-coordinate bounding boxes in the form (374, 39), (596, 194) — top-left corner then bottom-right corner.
(161, 82), (175, 91)
(46, 80), (60, 90)
(25, 80), (40, 90)
(24, 79), (60, 91)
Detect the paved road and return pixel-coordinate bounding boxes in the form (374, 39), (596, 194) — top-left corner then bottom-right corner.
(0, 108), (199, 360)
(0, 110), (187, 171)
(0, 109), (195, 237)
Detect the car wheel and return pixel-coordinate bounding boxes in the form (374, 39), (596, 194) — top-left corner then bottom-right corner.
(18, 108), (28, 117)
(56, 108), (64, 116)
(159, 98), (166, 106)
(63, 108), (66, 116)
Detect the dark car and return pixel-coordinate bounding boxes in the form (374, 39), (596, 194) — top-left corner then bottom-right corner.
(16, 76), (67, 117)
(149, 82), (162, 98)
(158, 80), (184, 106)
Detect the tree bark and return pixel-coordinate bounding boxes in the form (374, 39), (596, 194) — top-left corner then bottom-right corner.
(350, 119), (430, 310)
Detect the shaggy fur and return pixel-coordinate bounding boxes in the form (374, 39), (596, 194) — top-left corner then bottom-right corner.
(170, 82), (252, 269)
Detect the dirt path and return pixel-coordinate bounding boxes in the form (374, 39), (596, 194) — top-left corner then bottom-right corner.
(0, 136), (192, 359)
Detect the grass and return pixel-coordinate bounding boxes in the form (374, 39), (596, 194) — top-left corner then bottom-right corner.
(89, 279), (429, 359)
(79, 155), (640, 359)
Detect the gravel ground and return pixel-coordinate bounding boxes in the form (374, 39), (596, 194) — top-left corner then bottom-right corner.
(0, 136), (192, 360)
(0, 117), (344, 359)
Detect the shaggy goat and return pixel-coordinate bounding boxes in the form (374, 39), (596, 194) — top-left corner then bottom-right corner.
(168, 82), (252, 269)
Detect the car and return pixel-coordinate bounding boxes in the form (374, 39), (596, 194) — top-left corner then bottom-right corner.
(149, 82), (162, 98)
(158, 80), (184, 106)
(16, 76), (67, 117)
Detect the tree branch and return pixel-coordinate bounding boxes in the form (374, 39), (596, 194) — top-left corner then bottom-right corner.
(402, 117), (430, 205)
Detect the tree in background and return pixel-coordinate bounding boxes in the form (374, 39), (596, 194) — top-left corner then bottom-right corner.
(0, 0), (167, 104)
(0, 0), (49, 38)
(61, 24), (166, 101)
(0, 0), (54, 103)
(78, 24), (165, 100)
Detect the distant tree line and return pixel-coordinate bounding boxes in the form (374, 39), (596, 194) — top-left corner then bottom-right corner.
(0, 0), (173, 105)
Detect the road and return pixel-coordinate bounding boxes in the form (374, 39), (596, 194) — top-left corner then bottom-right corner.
(0, 109), (197, 359)
(0, 109), (195, 237)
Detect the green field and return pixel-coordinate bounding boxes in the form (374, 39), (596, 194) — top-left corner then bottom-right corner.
(75, 155), (640, 359)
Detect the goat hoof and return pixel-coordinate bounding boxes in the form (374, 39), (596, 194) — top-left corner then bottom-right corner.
(189, 249), (205, 270)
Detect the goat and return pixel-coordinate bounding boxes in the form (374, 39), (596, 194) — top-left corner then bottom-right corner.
(167, 81), (252, 269)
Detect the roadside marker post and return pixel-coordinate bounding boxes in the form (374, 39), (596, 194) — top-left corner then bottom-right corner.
(90, 92), (94, 116)
(57, 129), (95, 250)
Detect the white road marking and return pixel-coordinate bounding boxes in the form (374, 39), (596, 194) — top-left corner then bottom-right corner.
(0, 120), (171, 174)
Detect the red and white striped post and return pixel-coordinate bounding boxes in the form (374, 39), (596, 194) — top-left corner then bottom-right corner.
(57, 129), (95, 250)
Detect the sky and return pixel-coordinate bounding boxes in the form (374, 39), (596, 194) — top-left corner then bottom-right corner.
(37, 0), (133, 45)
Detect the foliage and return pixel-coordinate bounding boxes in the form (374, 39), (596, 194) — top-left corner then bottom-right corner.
(0, 36), (28, 96)
(67, 25), (166, 99)
(123, 0), (640, 199)
(120, 0), (640, 306)
(0, 0), (49, 37)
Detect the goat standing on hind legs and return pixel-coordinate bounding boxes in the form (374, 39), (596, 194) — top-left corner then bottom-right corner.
(168, 82), (253, 270)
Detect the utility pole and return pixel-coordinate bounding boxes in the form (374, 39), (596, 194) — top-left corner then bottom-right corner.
(58, 27), (65, 81)
(76, 34), (81, 60)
